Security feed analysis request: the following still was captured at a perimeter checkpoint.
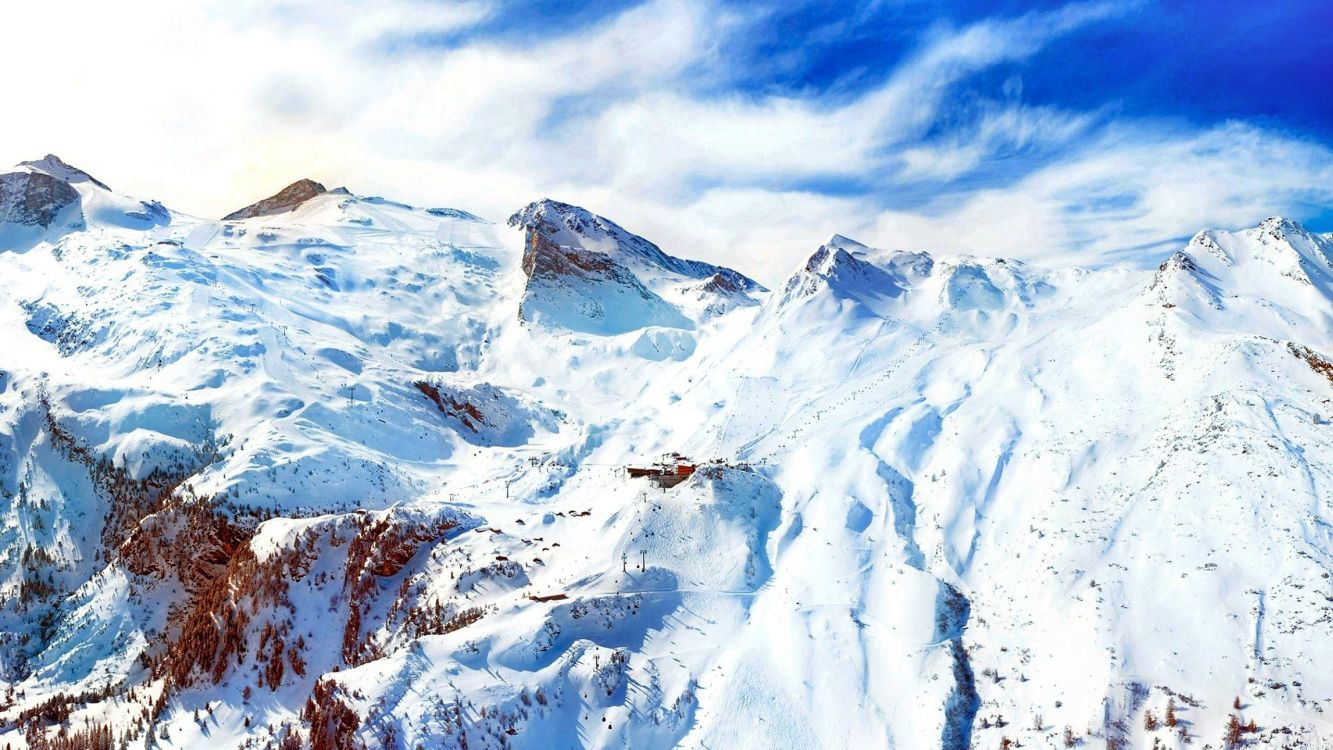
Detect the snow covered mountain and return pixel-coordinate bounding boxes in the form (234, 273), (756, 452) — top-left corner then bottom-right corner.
(1, 156), (1332, 750)
(508, 198), (760, 334)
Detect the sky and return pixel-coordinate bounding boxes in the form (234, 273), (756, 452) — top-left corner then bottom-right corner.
(2, 0), (1332, 283)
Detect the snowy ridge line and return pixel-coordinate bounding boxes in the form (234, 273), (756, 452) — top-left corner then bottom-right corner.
(2, 154), (1333, 748)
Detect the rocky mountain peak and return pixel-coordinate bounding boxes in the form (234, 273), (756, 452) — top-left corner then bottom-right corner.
(1258, 215), (1308, 240)
(773, 238), (941, 316)
(803, 235), (902, 278)
(1157, 250), (1198, 274)
(19, 154), (110, 190)
(508, 198), (596, 234)
(824, 233), (868, 253)
(0, 170), (81, 229)
(509, 199), (721, 334)
(223, 178), (327, 221)
(509, 198), (760, 292)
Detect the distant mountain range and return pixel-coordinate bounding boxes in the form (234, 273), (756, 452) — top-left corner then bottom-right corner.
(2, 156), (1332, 749)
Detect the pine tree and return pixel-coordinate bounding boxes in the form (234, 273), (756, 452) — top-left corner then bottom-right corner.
(1225, 714), (1243, 747)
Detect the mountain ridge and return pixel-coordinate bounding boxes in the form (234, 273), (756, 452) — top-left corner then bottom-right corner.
(1, 156), (1332, 749)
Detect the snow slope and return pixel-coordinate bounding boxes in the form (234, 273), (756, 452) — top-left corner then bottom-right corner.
(1, 158), (1331, 749)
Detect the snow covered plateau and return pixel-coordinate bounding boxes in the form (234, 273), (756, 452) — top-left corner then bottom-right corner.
(2, 155), (1333, 749)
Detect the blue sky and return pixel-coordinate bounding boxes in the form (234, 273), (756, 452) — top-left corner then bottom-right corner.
(2, 0), (1331, 280)
(735, 1), (1332, 130)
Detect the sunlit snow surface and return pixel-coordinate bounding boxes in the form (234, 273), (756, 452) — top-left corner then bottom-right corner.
(2, 162), (1333, 748)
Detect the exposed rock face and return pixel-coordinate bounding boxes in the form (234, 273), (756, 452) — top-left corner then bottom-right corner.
(223, 178), (326, 220)
(0, 170), (80, 228)
(519, 221), (641, 286)
(507, 199), (695, 333)
(414, 380), (488, 432)
(701, 270), (748, 295)
(509, 198), (759, 291)
(1157, 250), (1198, 274)
(687, 270), (762, 318)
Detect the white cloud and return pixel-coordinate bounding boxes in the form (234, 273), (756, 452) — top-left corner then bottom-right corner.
(1, 0), (1330, 287)
(863, 122), (1333, 268)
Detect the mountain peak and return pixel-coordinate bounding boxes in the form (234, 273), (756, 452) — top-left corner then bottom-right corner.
(1256, 215), (1316, 245)
(18, 154), (110, 190)
(804, 243), (895, 287)
(825, 233), (868, 253)
(507, 198), (604, 239)
(223, 178), (327, 221)
(507, 198), (767, 333)
(510, 199), (692, 334)
(778, 239), (907, 306)
(1157, 249), (1198, 274)
(508, 198), (760, 292)
(1259, 215), (1304, 232)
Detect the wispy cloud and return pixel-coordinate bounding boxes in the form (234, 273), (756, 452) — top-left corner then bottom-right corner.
(1, 0), (1330, 284)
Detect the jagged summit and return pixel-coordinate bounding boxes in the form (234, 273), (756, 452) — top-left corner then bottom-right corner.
(823, 233), (869, 253)
(0, 157), (99, 233)
(1176, 215), (1333, 294)
(508, 197), (597, 231)
(1157, 249), (1198, 274)
(1258, 215), (1309, 237)
(223, 177), (327, 220)
(18, 154), (110, 190)
(509, 198), (759, 291)
(510, 198), (691, 334)
(1255, 215), (1333, 268)
(777, 235), (926, 306)
(507, 198), (763, 334)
